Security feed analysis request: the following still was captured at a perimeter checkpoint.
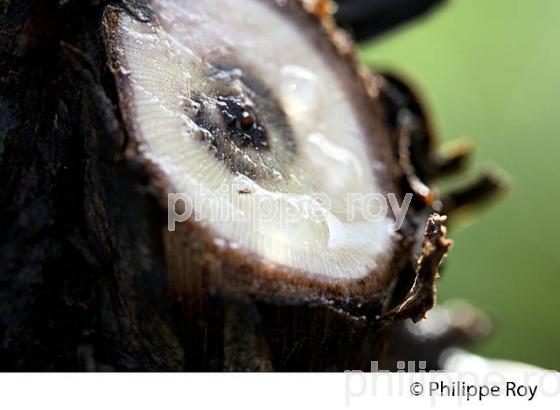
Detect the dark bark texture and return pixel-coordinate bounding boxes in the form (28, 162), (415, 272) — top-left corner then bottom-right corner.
(0, 0), (494, 371)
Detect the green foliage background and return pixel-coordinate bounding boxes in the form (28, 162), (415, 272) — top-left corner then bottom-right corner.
(361, 0), (560, 369)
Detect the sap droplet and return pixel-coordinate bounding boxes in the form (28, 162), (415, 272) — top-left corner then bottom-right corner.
(280, 65), (321, 123)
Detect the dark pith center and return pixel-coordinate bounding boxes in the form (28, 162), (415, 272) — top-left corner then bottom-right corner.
(186, 64), (297, 182)
(216, 95), (269, 150)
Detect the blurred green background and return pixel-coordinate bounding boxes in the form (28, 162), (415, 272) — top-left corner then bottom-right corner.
(360, 0), (560, 369)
